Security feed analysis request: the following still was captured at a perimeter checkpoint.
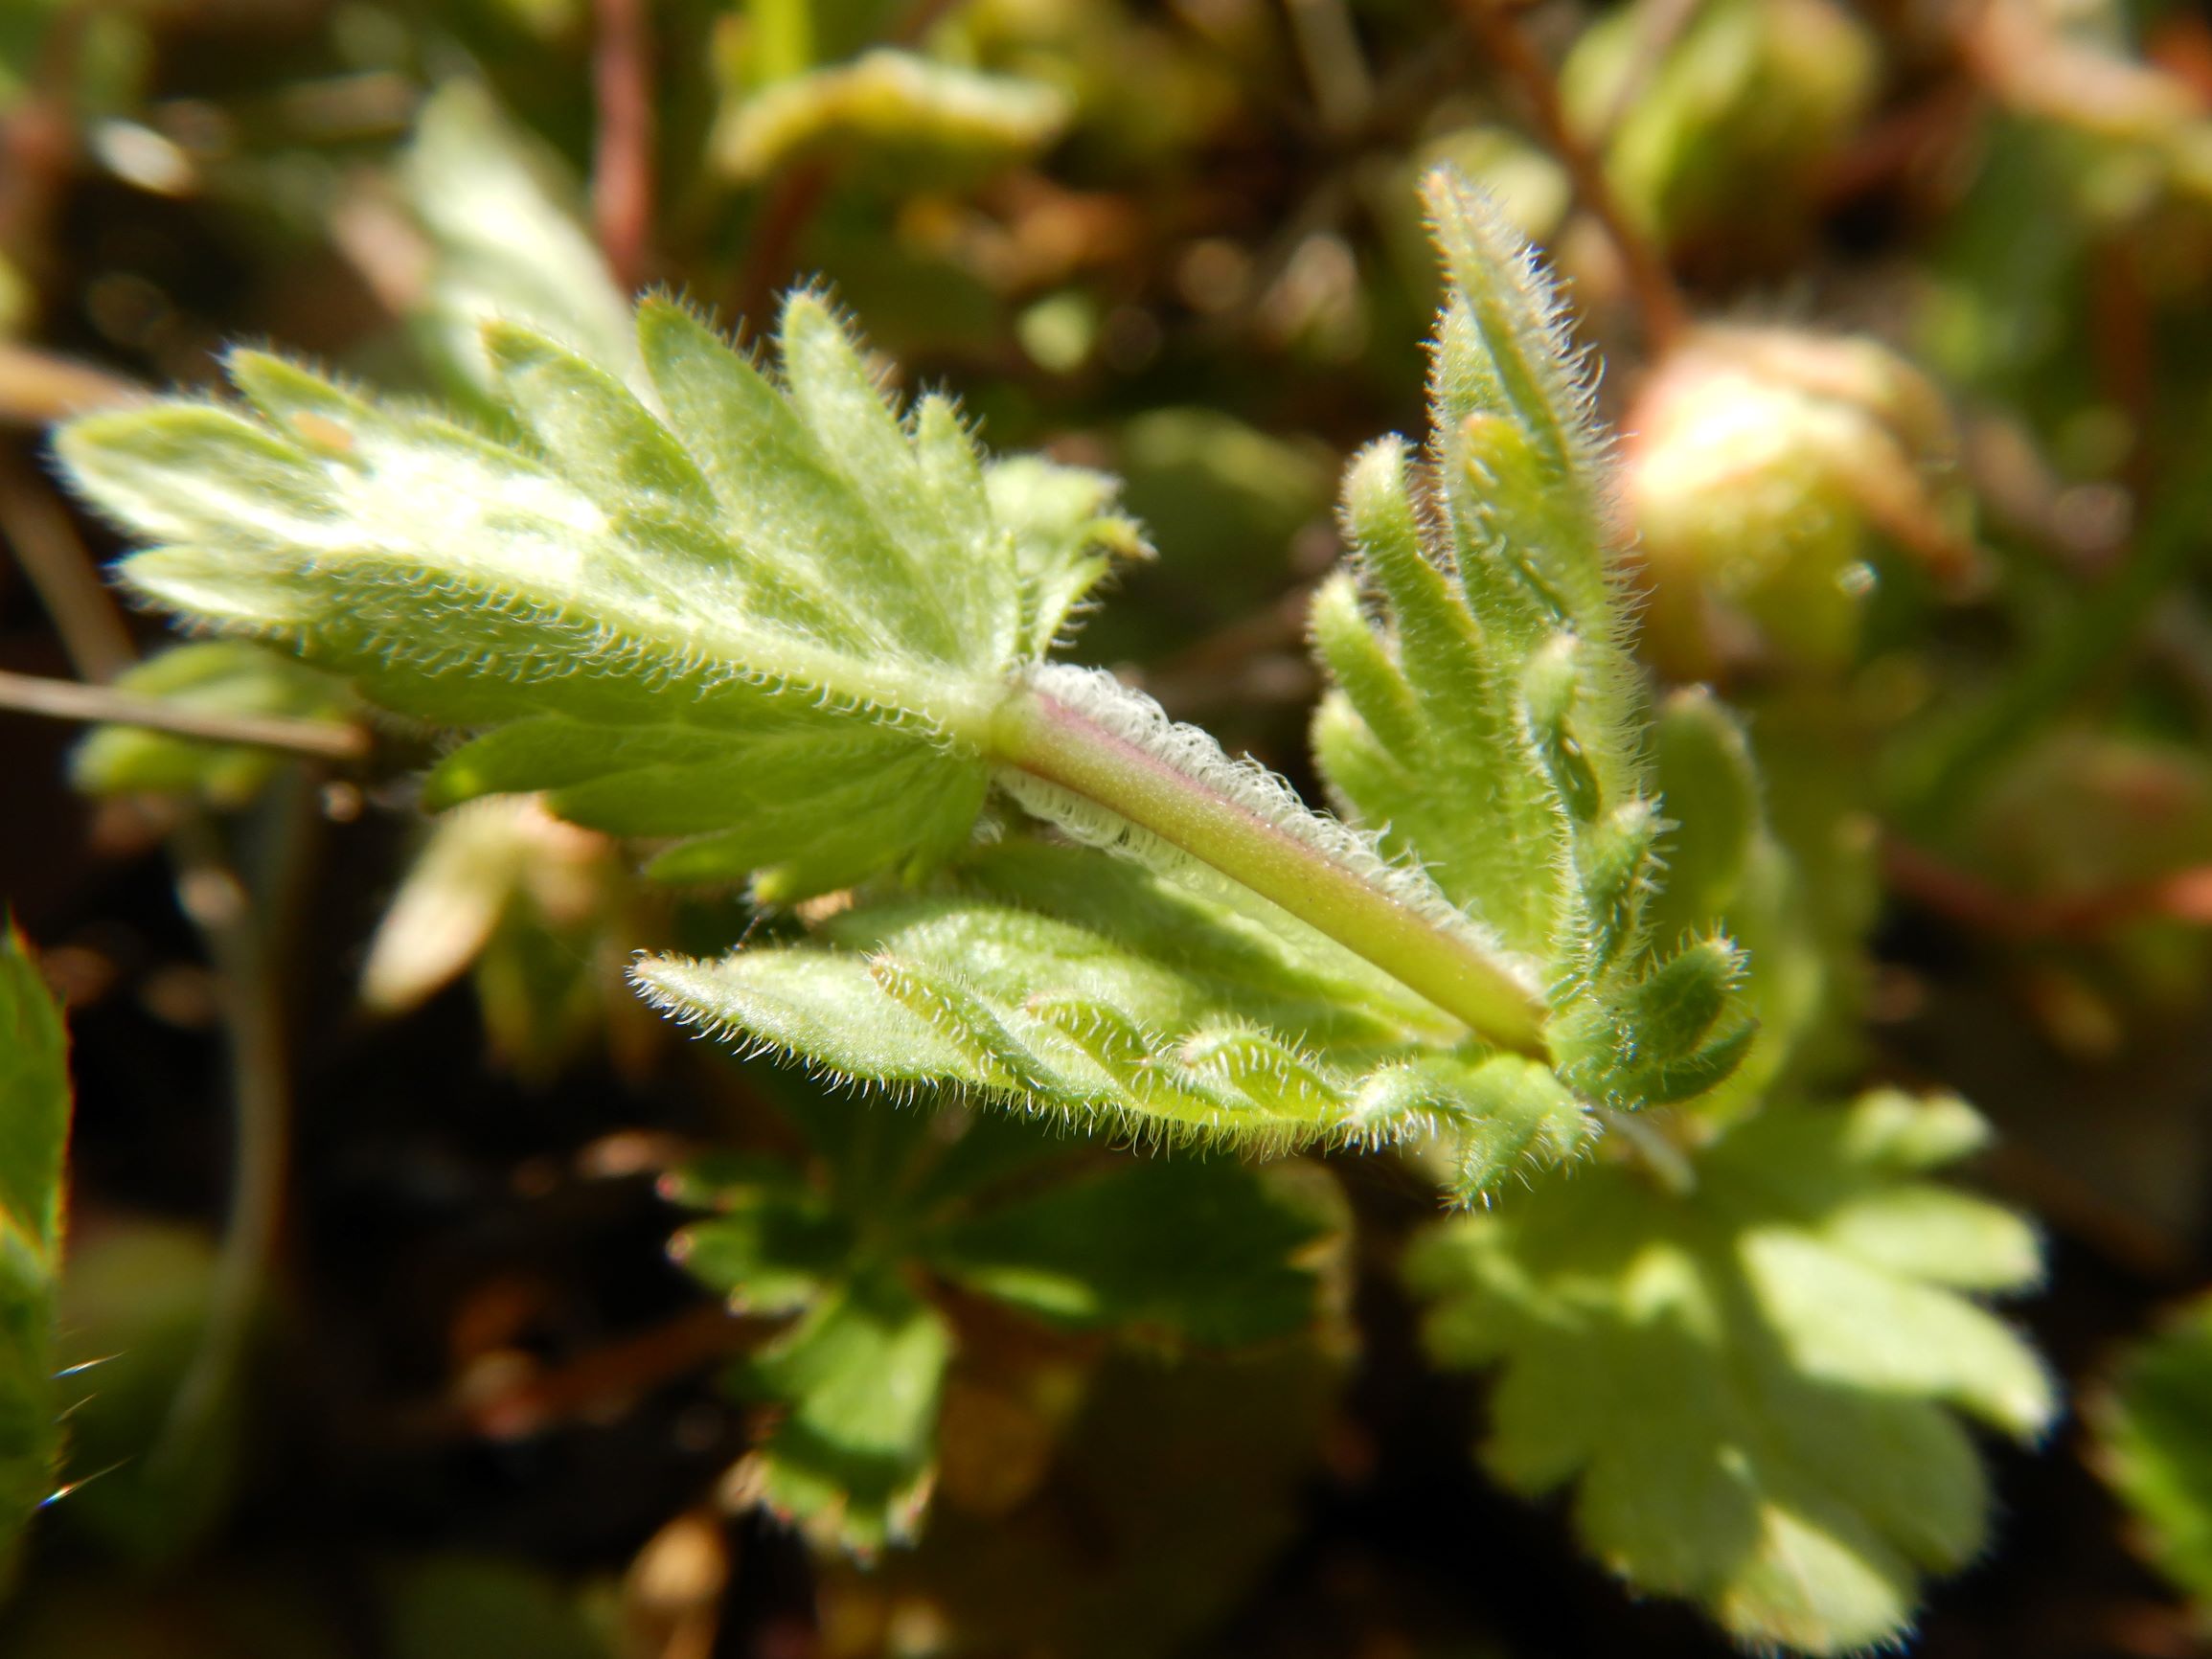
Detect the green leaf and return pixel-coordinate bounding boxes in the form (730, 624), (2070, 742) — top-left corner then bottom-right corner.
(924, 1158), (1333, 1345)
(70, 642), (349, 807)
(1407, 1089), (2051, 1654)
(984, 455), (1151, 657)
(401, 80), (641, 398)
(637, 841), (1539, 1160)
(734, 1271), (952, 1553)
(57, 296), (1067, 900)
(713, 50), (1069, 185)
(668, 1156), (856, 1318)
(0, 923), (70, 1582)
(2093, 1292), (2212, 1611)
(1311, 170), (1750, 1120)
(45, 1218), (240, 1565)
(665, 1093), (1338, 1551)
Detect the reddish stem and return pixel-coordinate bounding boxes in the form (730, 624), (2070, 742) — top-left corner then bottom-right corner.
(593, 0), (655, 291)
(1455, 0), (1688, 352)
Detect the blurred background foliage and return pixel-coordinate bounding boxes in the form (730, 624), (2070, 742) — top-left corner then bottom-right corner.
(5, 0), (2212, 1653)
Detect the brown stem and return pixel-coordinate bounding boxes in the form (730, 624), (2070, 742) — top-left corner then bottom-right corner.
(445, 1306), (764, 1440)
(148, 815), (295, 1480)
(1587, 0), (1702, 146)
(727, 0), (974, 325)
(0, 447), (136, 682)
(0, 666), (370, 760)
(0, 342), (146, 429)
(592, 0), (655, 292)
(1882, 833), (2212, 939)
(1454, 0), (1689, 351)
(732, 160), (832, 329)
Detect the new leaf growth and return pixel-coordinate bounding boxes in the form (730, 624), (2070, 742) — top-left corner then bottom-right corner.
(57, 171), (1757, 1194)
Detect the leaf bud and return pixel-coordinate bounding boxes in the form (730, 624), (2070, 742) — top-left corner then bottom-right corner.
(1621, 325), (1978, 681)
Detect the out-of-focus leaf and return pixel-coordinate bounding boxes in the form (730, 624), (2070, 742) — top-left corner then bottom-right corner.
(2094, 1292), (2212, 1612)
(1083, 407), (1332, 664)
(401, 80), (640, 397)
(1562, 0), (1876, 259)
(0, 922), (70, 1584)
(732, 1271), (952, 1554)
(70, 642), (349, 807)
(714, 50), (1069, 185)
(668, 1094), (1338, 1553)
(47, 1219), (239, 1566)
(1409, 1090), (2051, 1654)
(359, 796), (637, 1079)
(819, 1337), (1346, 1659)
(378, 1556), (609, 1659)
(668, 1155), (855, 1318)
(924, 1157), (1332, 1345)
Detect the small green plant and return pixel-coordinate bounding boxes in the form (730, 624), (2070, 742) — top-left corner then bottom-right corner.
(49, 169), (2048, 1652)
(58, 174), (1743, 1183)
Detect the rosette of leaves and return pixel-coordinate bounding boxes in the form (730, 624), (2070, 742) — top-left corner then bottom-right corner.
(1408, 1088), (2052, 1653)
(663, 1097), (1337, 1550)
(56, 170), (1752, 1199)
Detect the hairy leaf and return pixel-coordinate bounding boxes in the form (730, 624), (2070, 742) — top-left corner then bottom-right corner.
(638, 841), (1577, 1164)
(1311, 171), (1749, 1120)
(64, 166), (1745, 1189)
(1408, 1090), (2050, 1654)
(59, 295), (1132, 905)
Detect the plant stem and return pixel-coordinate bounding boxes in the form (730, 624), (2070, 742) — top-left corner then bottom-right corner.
(0, 448), (136, 682)
(990, 680), (1552, 1058)
(591, 0), (654, 292)
(3, 462), (308, 1496)
(0, 666), (370, 759)
(0, 343), (145, 429)
(148, 815), (292, 1482)
(1456, 0), (1688, 352)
